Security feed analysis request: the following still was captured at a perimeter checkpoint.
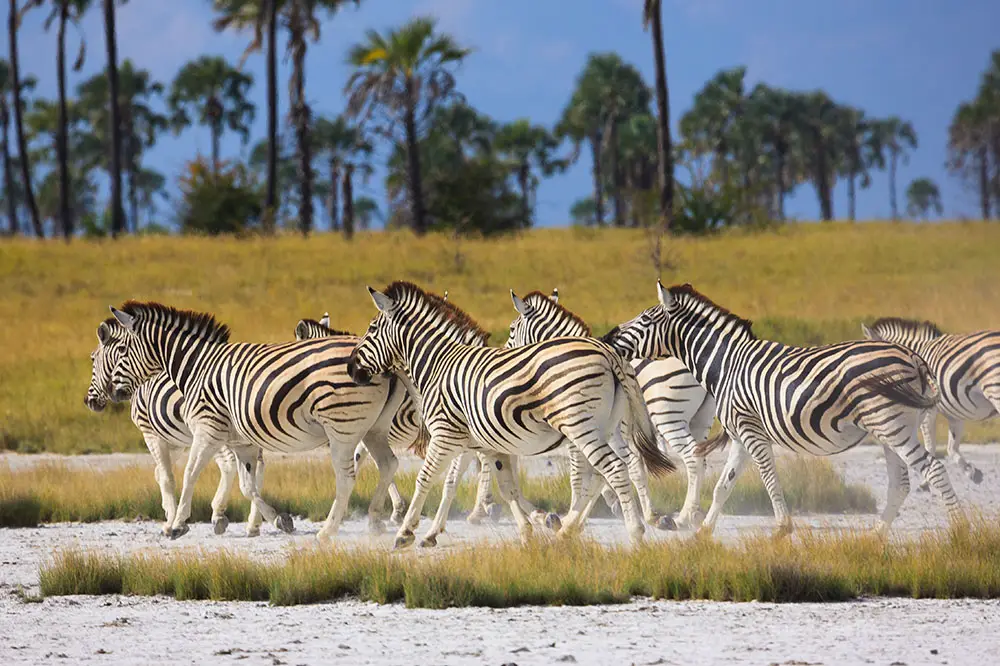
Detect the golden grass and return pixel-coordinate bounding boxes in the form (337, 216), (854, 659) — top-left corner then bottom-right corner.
(2, 223), (1000, 453)
(0, 456), (875, 528)
(38, 519), (1000, 606)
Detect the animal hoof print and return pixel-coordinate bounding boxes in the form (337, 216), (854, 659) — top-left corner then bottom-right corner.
(655, 515), (678, 531)
(169, 525), (189, 540)
(393, 531), (415, 550)
(275, 513), (295, 534)
(544, 513), (562, 532)
(418, 535), (437, 548)
(972, 469), (984, 485)
(212, 516), (230, 535)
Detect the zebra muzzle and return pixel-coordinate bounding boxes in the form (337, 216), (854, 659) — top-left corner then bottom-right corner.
(347, 355), (373, 386)
(84, 395), (106, 413)
(110, 384), (133, 403)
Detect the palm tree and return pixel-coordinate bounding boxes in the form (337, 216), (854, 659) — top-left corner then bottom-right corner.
(616, 112), (658, 226)
(680, 66), (747, 188)
(905, 177), (942, 220)
(494, 119), (564, 227)
(745, 83), (801, 220)
(29, 0), (91, 239)
(947, 99), (993, 220)
(7, 0), (43, 237)
(168, 55), (255, 173)
(102, 0), (125, 236)
(213, 0), (360, 236)
(353, 195), (379, 230)
(876, 116), (918, 220)
(837, 107), (883, 222)
(249, 133), (297, 224)
(312, 114), (371, 237)
(796, 91), (843, 221)
(642, 0), (673, 227)
(0, 58), (35, 235)
(345, 17), (470, 235)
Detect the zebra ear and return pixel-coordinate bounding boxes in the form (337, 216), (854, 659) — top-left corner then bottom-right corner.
(511, 290), (531, 316)
(861, 323), (877, 340)
(319, 312), (330, 328)
(110, 306), (136, 332)
(443, 290), (449, 302)
(550, 287), (559, 304)
(294, 320), (309, 341)
(97, 321), (112, 345)
(367, 286), (395, 315)
(656, 280), (675, 310)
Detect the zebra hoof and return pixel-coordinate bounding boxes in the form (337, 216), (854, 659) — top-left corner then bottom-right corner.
(419, 534), (438, 548)
(485, 503), (501, 522)
(655, 514), (677, 531)
(390, 508), (407, 525)
(212, 516), (229, 535)
(971, 469), (984, 485)
(544, 512), (562, 532)
(690, 509), (706, 528)
(246, 526), (261, 538)
(608, 502), (622, 517)
(169, 524), (189, 540)
(368, 519), (386, 535)
(394, 530), (415, 550)
(274, 513), (295, 534)
(917, 482), (930, 493)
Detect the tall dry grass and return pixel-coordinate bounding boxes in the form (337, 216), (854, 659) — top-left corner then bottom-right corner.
(0, 456), (875, 528)
(38, 519), (1000, 606)
(3, 223), (1000, 453)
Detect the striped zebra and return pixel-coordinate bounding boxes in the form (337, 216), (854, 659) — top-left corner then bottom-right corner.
(103, 301), (409, 541)
(863, 317), (999, 486)
(347, 281), (675, 548)
(85, 317), (265, 537)
(507, 288), (713, 528)
(603, 282), (964, 537)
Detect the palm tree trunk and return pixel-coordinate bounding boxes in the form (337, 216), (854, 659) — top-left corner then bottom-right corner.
(103, 0), (125, 237)
(979, 148), (992, 220)
(328, 158), (340, 231)
(589, 133), (605, 226)
(847, 172), (856, 221)
(889, 150), (899, 220)
(648, 3), (673, 229)
(1, 108), (17, 235)
(608, 122), (625, 227)
(518, 162), (530, 227)
(403, 78), (427, 235)
(774, 145), (786, 221)
(8, 0), (42, 238)
(56, 4), (72, 240)
(814, 136), (833, 221)
(211, 121), (221, 175)
(264, 0), (278, 233)
(342, 163), (354, 240)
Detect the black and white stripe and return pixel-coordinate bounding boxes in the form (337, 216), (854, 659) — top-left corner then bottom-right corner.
(348, 281), (675, 548)
(604, 282), (963, 536)
(864, 317), (1000, 485)
(104, 301), (408, 541)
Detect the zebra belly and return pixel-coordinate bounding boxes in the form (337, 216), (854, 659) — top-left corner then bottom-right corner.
(464, 425), (565, 458)
(938, 387), (997, 422)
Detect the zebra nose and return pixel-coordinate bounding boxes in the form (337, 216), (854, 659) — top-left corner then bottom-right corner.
(347, 354), (372, 386)
(110, 385), (132, 402)
(84, 395), (106, 413)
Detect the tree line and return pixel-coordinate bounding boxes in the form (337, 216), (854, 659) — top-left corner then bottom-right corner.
(1, 1), (997, 240)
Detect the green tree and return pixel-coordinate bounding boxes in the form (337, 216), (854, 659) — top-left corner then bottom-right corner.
(680, 66), (747, 189)
(7, 0), (43, 236)
(101, 0), (125, 236)
(875, 116), (918, 220)
(0, 59), (36, 235)
(615, 112), (658, 226)
(569, 196), (596, 226)
(837, 107), (883, 222)
(905, 177), (942, 220)
(168, 55), (255, 173)
(642, 0), (674, 227)
(494, 119), (564, 227)
(795, 91), (843, 221)
(345, 17), (471, 236)
(312, 114), (371, 237)
(744, 83), (802, 220)
(353, 195), (379, 230)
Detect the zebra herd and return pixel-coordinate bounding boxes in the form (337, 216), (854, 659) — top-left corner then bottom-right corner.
(85, 280), (1000, 548)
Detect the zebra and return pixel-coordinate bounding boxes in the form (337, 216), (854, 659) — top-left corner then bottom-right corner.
(507, 288), (714, 528)
(85, 316), (264, 537)
(347, 281), (675, 548)
(863, 317), (999, 486)
(603, 281), (964, 537)
(103, 301), (409, 541)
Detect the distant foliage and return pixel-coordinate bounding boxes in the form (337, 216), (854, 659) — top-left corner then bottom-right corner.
(176, 158), (261, 235)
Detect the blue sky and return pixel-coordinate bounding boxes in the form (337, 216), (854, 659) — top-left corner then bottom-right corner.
(10, 0), (1000, 226)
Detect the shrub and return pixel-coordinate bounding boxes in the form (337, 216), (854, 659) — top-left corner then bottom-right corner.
(176, 158), (262, 235)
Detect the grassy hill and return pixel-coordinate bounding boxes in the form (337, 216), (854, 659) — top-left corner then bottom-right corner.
(2, 221), (1000, 453)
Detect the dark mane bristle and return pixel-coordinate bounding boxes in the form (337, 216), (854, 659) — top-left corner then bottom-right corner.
(522, 290), (591, 335)
(119, 300), (232, 344)
(869, 317), (944, 338)
(383, 281), (489, 344)
(668, 283), (756, 339)
(297, 318), (355, 337)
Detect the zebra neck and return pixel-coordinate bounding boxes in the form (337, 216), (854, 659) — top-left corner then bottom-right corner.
(670, 333), (738, 396)
(156, 332), (226, 398)
(402, 329), (461, 397)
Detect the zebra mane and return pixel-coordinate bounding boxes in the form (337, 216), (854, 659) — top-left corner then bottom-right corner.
(383, 281), (490, 345)
(522, 291), (591, 335)
(119, 300), (232, 345)
(297, 318), (355, 337)
(668, 284), (756, 340)
(868, 317), (944, 339)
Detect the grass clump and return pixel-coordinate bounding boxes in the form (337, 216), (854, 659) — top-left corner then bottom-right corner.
(39, 519), (1000, 607)
(0, 455), (875, 528)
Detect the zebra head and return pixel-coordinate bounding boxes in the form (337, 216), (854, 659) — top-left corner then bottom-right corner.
(862, 317), (944, 347)
(105, 306), (164, 402)
(505, 288), (588, 348)
(601, 280), (675, 360)
(85, 318), (126, 412)
(348, 286), (406, 386)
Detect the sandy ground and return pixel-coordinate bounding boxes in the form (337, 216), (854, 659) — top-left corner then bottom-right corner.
(3, 445), (1000, 664)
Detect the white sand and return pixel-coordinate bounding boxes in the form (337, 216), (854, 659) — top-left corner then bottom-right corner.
(3, 445), (1000, 664)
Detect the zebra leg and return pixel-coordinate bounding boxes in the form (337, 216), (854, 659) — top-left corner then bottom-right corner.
(743, 434), (792, 539)
(246, 448), (266, 537)
(506, 455), (562, 531)
(143, 433), (178, 536)
(483, 453), (536, 545)
(945, 417), (981, 484)
(916, 411), (937, 491)
(353, 443), (370, 476)
(394, 439), (460, 550)
(316, 442), (358, 541)
(230, 444), (290, 534)
(699, 434), (750, 537)
(360, 430), (400, 535)
(879, 426), (965, 526)
(462, 453), (489, 524)
(209, 447), (237, 535)
(356, 440), (407, 524)
(573, 435), (645, 544)
(559, 453), (606, 537)
(168, 432), (224, 539)
(616, 428), (672, 530)
(877, 444), (910, 536)
(420, 451), (471, 546)
(674, 396), (716, 529)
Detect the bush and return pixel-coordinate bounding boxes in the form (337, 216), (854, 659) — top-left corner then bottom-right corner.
(176, 158), (262, 235)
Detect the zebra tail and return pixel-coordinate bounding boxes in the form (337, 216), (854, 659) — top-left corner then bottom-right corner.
(407, 424), (431, 459)
(609, 353), (676, 477)
(693, 430), (730, 457)
(858, 358), (938, 411)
